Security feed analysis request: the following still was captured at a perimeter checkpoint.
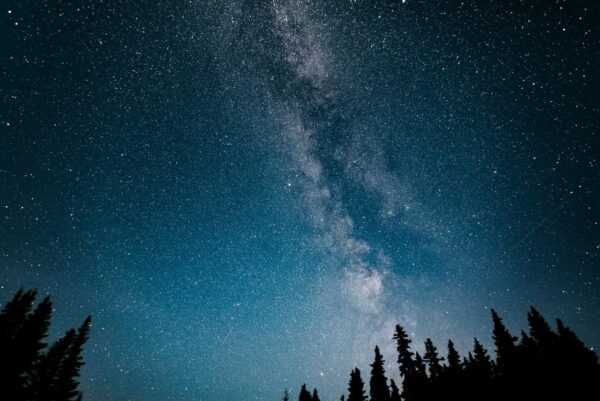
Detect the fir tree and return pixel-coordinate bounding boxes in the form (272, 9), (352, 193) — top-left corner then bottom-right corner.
(347, 368), (367, 401)
(312, 388), (320, 401)
(283, 389), (290, 401)
(299, 384), (312, 401)
(0, 290), (91, 401)
(491, 309), (517, 371)
(471, 339), (492, 375)
(389, 379), (401, 401)
(446, 340), (461, 371)
(440, 340), (463, 401)
(424, 338), (443, 379)
(53, 316), (91, 401)
(370, 346), (390, 401)
(393, 324), (414, 378)
(527, 307), (557, 346)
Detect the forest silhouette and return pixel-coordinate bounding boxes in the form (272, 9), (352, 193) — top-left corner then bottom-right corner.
(292, 307), (599, 401)
(1, 289), (598, 401)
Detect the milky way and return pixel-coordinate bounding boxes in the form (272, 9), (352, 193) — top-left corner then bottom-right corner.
(1, 1), (599, 401)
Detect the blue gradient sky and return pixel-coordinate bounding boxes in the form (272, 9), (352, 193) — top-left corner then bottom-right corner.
(1, 1), (598, 400)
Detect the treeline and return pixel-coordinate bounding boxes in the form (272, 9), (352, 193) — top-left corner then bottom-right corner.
(293, 307), (599, 401)
(0, 289), (91, 401)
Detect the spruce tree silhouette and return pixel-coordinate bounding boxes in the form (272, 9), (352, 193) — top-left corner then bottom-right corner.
(446, 340), (461, 371)
(0, 289), (40, 400)
(423, 339), (443, 400)
(0, 289), (91, 401)
(283, 389), (290, 401)
(423, 339), (443, 379)
(413, 353), (429, 401)
(347, 368), (367, 401)
(369, 346), (390, 401)
(299, 384), (312, 401)
(555, 318), (599, 400)
(439, 340), (463, 401)
(465, 339), (493, 401)
(389, 379), (401, 401)
(393, 324), (418, 401)
(490, 309), (519, 399)
(311, 388), (320, 401)
(491, 309), (517, 371)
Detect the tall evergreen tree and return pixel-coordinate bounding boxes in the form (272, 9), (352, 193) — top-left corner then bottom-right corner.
(299, 384), (312, 401)
(556, 319), (598, 367)
(389, 379), (401, 401)
(446, 340), (461, 371)
(424, 338), (443, 379)
(1, 290), (52, 401)
(491, 309), (517, 371)
(440, 340), (463, 401)
(394, 324), (422, 401)
(527, 307), (557, 346)
(471, 339), (492, 375)
(347, 368), (367, 401)
(0, 290), (91, 401)
(283, 389), (290, 401)
(369, 346), (390, 401)
(312, 388), (321, 401)
(54, 316), (91, 401)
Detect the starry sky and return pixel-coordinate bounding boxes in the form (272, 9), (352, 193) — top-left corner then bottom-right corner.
(1, 1), (599, 400)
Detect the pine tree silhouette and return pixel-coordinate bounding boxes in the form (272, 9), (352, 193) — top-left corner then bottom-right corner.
(369, 346), (390, 401)
(283, 389), (290, 401)
(393, 324), (418, 401)
(0, 289), (91, 401)
(555, 318), (599, 400)
(312, 388), (320, 401)
(527, 307), (557, 347)
(423, 338), (443, 379)
(389, 379), (401, 401)
(491, 309), (517, 371)
(299, 384), (312, 401)
(446, 340), (461, 371)
(347, 368), (367, 401)
(438, 340), (463, 401)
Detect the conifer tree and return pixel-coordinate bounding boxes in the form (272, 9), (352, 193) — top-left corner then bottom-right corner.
(393, 324), (418, 399)
(527, 307), (557, 346)
(440, 340), (463, 401)
(347, 368), (367, 401)
(389, 379), (401, 401)
(29, 328), (77, 400)
(491, 309), (517, 371)
(283, 389), (290, 401)
(424, 338), (443, 379)
(446, 340), (461, 371)
(0, 290), (91, 401)
(370, 346), (390, 401)
(312, 388), (320, 401)
(54, 316), (91, 401)
(556, 319), (598, 368)
(1, 290), (52, 401)
(299, 384), (312, 401)
(471, 339), (492, 375)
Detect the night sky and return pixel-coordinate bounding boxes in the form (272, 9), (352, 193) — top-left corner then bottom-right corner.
(1, 1), (599, 400)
